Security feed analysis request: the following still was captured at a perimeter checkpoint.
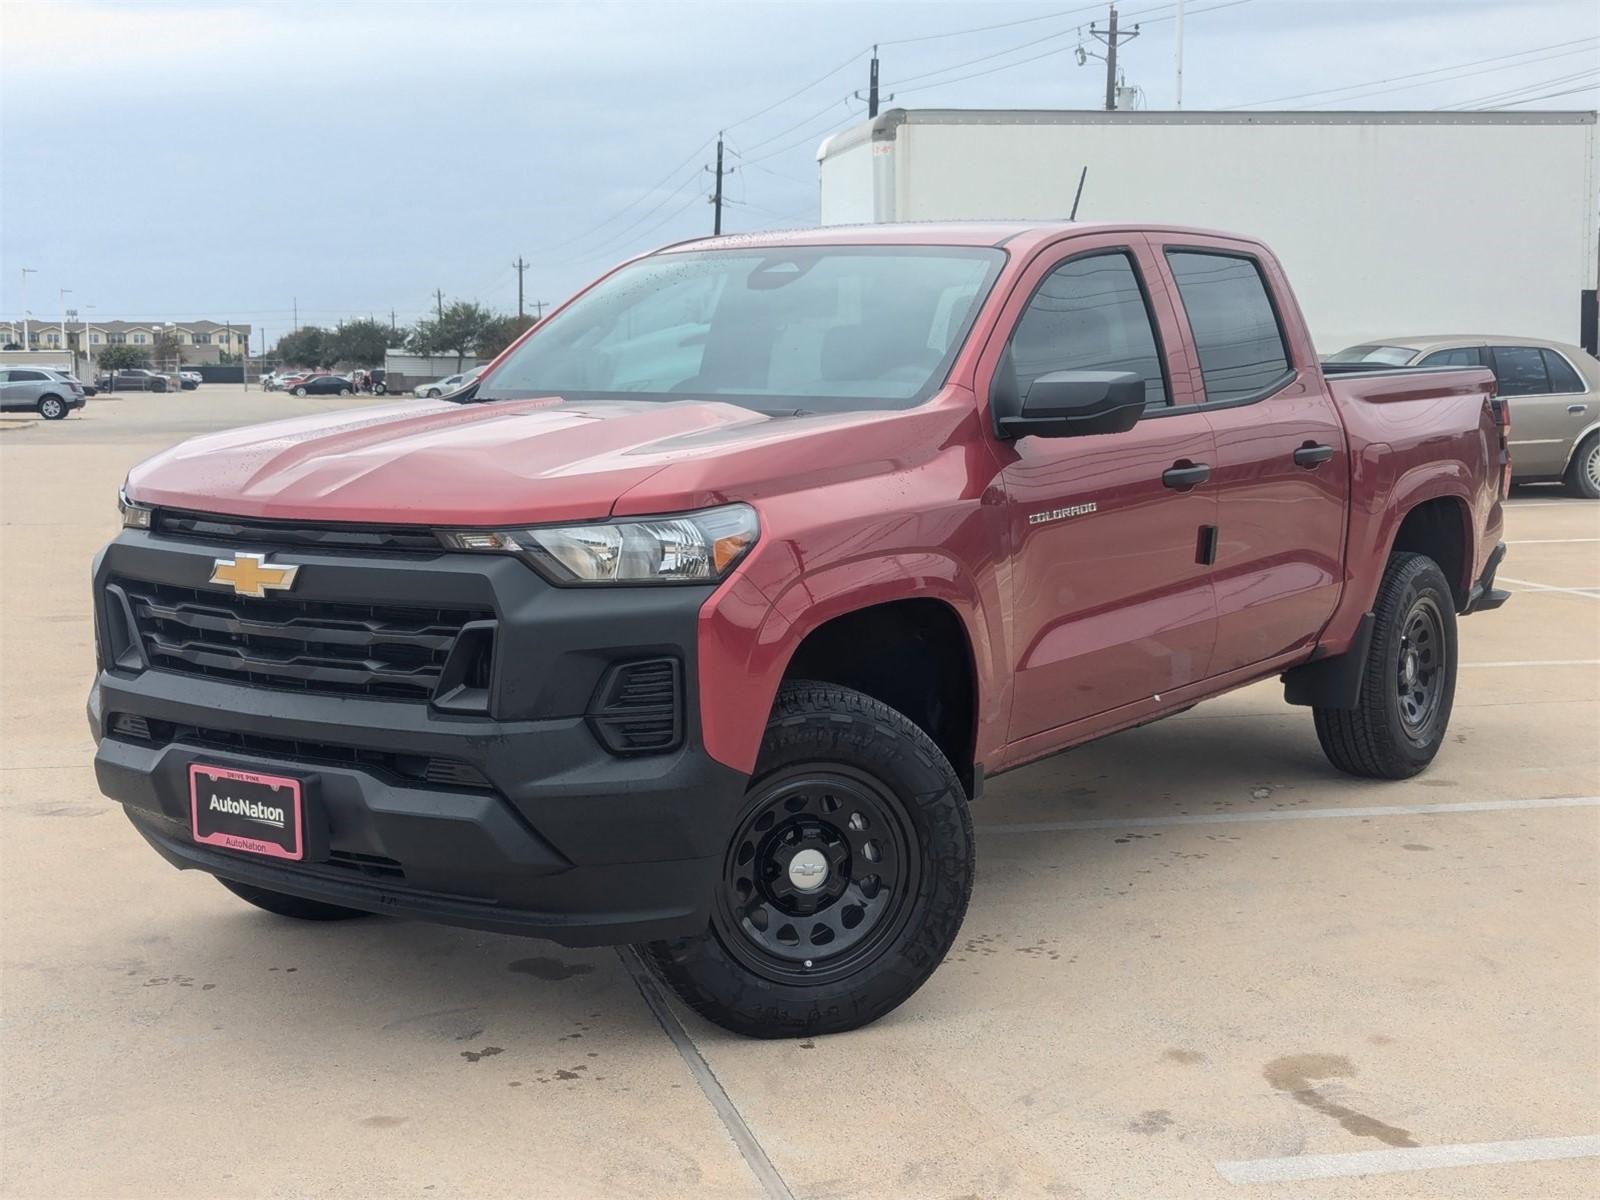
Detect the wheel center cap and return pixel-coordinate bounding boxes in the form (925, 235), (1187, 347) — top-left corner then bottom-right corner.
(1401, 652), (1419, 687)
(787, 848), (829, 891)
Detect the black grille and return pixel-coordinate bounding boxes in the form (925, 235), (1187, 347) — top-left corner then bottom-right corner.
(107, 713), (492, 792)
(588, 658), (683, 755)
(112, 578), (492, 702)
(153, 510), (444, 554)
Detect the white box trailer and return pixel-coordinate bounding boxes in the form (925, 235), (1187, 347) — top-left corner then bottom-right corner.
(818, 109), (1600, 355)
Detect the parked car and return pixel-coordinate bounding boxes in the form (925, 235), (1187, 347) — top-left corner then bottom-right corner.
(0, 367), (86, 419)
(413, 369), (480, 398)
(178, 371), (203, 390)
(369, 368), (392, 395)
(95, 368), (169, 393)
(1327, 336), (1600, 497)
(96, 221), (1509, 1038)
(290, 374), (354, 396)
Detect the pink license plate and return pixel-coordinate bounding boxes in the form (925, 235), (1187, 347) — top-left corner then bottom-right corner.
(189, 764), (304, 861)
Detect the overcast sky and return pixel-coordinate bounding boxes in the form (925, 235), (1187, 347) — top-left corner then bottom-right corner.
(2, 0), (1595, 348)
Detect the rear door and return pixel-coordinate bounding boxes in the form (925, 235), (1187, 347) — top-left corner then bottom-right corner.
(985, 234), (1219, 741)
(0, 371), (14, 410)
(1150, 239), (1350, 676)
(1488, 344), (1592, 477)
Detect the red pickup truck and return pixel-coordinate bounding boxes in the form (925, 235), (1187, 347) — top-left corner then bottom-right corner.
(92, 222), (1508, 1038)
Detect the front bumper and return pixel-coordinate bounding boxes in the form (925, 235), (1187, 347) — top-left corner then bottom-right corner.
(88, 528), (749, 946)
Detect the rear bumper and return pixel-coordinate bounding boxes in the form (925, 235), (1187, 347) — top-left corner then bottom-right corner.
(1463, 541), (1510, 615)
(88, 530), (751, 946)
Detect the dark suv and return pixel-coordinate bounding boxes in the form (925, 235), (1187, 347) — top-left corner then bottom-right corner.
(97, 369), (170, 393)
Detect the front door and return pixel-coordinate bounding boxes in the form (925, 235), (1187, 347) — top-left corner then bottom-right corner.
(989, 240), (1219, 741)
(1152, 241), (1349, 674)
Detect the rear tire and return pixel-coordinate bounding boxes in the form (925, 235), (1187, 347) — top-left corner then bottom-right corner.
(1314, 552), (1457, 779)
(640, 681), (975, 1038)
(217, 877), (373, 922)
(37, 395), (67, 420)
(338, 387), (351, 396)
(1566, 432), (1600, 499)
(292, 386), (308, 396)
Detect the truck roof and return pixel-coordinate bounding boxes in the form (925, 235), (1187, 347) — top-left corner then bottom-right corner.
(658, 220), (1259, 255)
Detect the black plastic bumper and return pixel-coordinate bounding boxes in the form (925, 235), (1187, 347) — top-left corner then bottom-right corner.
(1463, 542), (1510, 615)
(88, 530), (750, 946)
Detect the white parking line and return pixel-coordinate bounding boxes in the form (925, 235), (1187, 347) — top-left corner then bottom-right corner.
(1505, 538), (1600, 544)
(616, 947), (795, 1200)
(1500, 576), (1600, 599)
(977, 795), (1599, 836)
(1215, 1134), (1600, 1184)
(1461, 659), (1600, 668)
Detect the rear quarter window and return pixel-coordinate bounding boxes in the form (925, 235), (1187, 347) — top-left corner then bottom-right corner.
(1165, 251), (1292, 403)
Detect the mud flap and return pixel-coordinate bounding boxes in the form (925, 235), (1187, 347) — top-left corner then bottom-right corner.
(1282, 613), (1376, 710)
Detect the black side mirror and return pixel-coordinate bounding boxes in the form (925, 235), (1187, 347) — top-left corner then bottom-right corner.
(997, 370), (1146, 439)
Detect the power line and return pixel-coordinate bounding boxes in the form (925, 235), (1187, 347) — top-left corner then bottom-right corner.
(1483, 81), (1600, 108)
(1441, 65), (1600, 109)
(726, 48), (867, 130)
(877, 2), (1114, 47)
(1224, 35), (1600, 109)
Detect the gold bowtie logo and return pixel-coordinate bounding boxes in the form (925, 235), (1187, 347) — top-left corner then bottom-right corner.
(209, 553), (299, 598)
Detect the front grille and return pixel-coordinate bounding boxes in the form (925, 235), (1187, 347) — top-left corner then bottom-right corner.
(107, 713), (493, 792)
(588, 657), (683, 755)
(153, 510), (444, 554)
(112, 578), (491, 702)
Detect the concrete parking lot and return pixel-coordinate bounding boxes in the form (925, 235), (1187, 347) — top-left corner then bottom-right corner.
(2, 386), (1596, 1199)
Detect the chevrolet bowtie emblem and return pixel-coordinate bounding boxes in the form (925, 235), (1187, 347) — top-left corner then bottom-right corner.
(209, 553), (299, 598)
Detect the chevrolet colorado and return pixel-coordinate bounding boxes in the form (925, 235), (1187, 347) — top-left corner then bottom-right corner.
(90, 222), (1509, 1038)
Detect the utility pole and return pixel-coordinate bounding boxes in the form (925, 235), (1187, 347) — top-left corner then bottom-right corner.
(855, 47), (893, 118)
(58, 288), (71, 357)
(389, 309), (398, 334)
(1089, 4), (1140, 111)
(710, 132), (725, 236)
(435, 289), (445, 321)
(512, 256), (528, 318)
(1174, 0), (1185, 109)
(292, 296), (298, 333)
(20, 267), (36, 347)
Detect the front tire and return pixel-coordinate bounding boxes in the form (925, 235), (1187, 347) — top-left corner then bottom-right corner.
(37, 395), (67, 420)
(1314, 552), (1458, 779)
(426, 388), (441, 398)
(1566, 431), (1600, 499)
(217, 877), (373, 922)
(641, 682), (975, 1038)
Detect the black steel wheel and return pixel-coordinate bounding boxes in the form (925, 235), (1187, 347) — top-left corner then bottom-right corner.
(714, 765), (919, 987)
(642, 681), (974, 1038)
(1315, 552), (1458, 779)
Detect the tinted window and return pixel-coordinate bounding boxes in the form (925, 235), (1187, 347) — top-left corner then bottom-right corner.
(1166, 251), (1291, 403)
(1327, 344), (1417, 366)
(1419, 347), (1484, 368)
(479, 247), (1004, 413)
(1490, 346), (1550, 396)
(11, 370), (47, 382)
(1541, 349), (1585, 394)
(1006, 252), (1169, 409)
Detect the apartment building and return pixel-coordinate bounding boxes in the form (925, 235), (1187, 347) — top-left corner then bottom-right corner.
(0, 319), (253, 365)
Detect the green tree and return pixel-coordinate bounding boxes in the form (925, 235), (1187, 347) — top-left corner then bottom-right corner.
(406, 319), (439, 356)
(431, 301), (495, 371)
(274, 326), (336, 369)
(477, 313), (537, 360)
(332, 319), (392, 367)
(98, 344), (149, 370)
(152, 327), (183, 369)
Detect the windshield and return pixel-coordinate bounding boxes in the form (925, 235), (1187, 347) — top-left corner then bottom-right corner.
(476, 246), (1005, 412)
(1325, 344), (1418, 366)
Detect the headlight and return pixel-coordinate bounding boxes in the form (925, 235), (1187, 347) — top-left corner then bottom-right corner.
(118, 488), (153, 529)
(441, 503), (759, 585)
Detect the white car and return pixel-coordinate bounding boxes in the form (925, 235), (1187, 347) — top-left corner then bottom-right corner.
(413, 369), (482, 399)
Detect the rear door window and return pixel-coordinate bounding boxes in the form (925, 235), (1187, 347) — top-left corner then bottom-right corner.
(11, 370), (47, 382)
(1541, 349), (1586, 393)
(1165, 251), (1292, 403)
(1489, 346), (1551, 396)
(1419, 347), (1485, 368)
(1005, 251), (1170, 410)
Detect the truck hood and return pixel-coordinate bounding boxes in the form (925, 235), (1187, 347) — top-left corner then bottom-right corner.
(123, 397), (901, 526)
